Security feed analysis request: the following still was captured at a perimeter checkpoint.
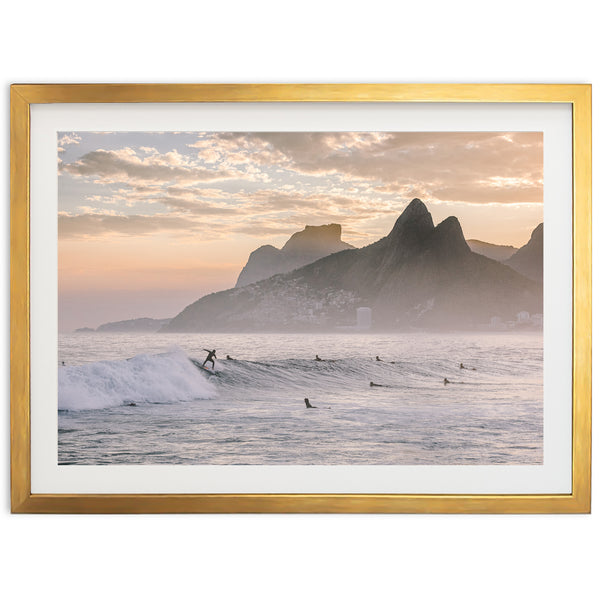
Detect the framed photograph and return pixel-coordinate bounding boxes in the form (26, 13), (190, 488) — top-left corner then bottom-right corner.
(11, 84), (591, 513)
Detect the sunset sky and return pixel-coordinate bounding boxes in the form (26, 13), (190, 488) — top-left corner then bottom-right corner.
(58, 131), (543, 331)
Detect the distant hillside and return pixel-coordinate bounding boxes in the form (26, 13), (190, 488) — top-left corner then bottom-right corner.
(235, 223), (354, 287)
(467, 239), (517, 261)
(95, 317), (171, 333)
(504, 223), (543, 282)
(164, 199), (542, 332)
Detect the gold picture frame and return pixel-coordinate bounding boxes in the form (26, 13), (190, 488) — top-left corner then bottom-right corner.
(11, 83), (591, 513)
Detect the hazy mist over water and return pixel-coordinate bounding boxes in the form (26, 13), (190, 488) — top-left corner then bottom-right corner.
(58, 332), (543, 465)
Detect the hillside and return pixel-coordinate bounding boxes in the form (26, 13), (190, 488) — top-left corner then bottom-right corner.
(164, 199), (542, 332)
(504, 223), (543, 282)
(94, 317), (171, 333)
(467, 239), (517, 261)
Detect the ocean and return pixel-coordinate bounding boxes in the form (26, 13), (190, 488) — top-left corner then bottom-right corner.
(58, 331), (543, 465)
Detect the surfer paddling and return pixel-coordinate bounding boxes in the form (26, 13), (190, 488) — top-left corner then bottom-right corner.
(459, 363), (476, 370)
(203, 349), (217, 369)
(304, 398), (331, 409)
(314, 355), (337, 362)
(444, 378), (465, 385)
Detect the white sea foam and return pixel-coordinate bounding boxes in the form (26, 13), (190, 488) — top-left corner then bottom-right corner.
(58, 347), (216, 411)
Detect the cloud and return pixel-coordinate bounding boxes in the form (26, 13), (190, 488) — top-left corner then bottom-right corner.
(58, 133), (82, 147)
(196, 131), (543, 205)
(156, 197), (241, 216)
(58, 131), (544, 246)
(61, 148), (239, 186)
(61, 132), (543, 211)
(58, 213), (206, 239)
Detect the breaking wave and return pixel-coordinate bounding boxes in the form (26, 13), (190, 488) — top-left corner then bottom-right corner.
(59, 341), (540, 411)
(58, 347), (216, 411)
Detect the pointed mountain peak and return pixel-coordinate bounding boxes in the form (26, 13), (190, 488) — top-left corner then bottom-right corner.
(396, 198), (431, 224)
(403, 197), (429, 218)
(428, 216), (470, 256)
(387, 198), (434, 245)
(436, 215), (463, 236)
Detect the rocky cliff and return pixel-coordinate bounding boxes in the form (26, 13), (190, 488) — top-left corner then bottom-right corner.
(235, 223), (354, 287)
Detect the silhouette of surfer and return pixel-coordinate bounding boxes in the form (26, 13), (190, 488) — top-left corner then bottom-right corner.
(370, 381), (384, 387)
(304, 397), (331, 409)
(203, 349), (217, 368)
(226, 355), (233, 360)
(314, 355), (322, 361)
(460, 363), (476, 371)
(444, 378), (450, 385)
(376, 356), (382, 362)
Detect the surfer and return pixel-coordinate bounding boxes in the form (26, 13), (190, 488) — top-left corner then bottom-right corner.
(444, 377), (450, 385)
(459, 363), (476, 371)
(370, 381), (383, 387)
(305, 397), (331, 409)
(315, 355), (322, 361)
(376, 356), (382, 362)
(226, 355), (233, 360)
(203, 348), (217, 368)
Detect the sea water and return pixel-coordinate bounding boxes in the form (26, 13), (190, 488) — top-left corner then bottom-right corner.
(58, 332), (543, 465)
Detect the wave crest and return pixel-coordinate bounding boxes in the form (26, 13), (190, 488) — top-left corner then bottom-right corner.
(58, 347), (216, 411)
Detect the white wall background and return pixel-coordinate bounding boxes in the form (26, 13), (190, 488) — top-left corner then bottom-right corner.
(1, 1), (597, 598)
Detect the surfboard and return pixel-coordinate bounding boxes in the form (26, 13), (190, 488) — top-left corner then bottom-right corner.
(190, 358), (216, 374)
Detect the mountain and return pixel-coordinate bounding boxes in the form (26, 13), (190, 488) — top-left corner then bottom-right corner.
(467, 239), (517, 261)
(95, 317), (171, 333)
(235, 223), (354, 287)
(163, 199), (542, 332)
(504, 223), (543, 282)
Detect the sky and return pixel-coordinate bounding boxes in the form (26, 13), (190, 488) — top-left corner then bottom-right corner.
(58, 131), (543, 331)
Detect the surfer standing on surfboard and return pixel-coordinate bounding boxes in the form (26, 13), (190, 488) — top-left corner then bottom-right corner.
(202, 349), (217, 369)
